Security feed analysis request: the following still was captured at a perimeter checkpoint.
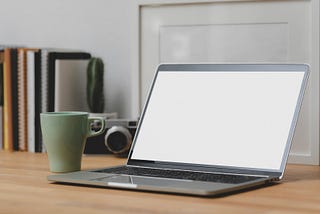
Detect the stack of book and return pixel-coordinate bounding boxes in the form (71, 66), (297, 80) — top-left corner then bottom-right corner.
(0, 46), (91, 152)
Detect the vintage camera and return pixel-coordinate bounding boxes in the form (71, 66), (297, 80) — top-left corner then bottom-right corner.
(104, 119), (138, 155)
(84, 118), (138, 155)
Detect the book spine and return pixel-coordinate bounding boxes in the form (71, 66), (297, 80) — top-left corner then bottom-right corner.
(0, 106), (2, 150)
(40, 49), (49, 153)
(11, 49), (19, 151)
(18, 49), (28, 151)
(3, 49), (13, 151)
(48, 53), (54, 112)
(22, 50), (29, 151)
(27, 51), (35, 152)
(0, 52), (3, 150)
(41, 50), (48, 114)
(35, 51), (42, 153)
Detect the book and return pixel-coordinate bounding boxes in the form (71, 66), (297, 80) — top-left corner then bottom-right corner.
(0, 51), (3, 105)
(27, 51), (36, 152)
(0, 51), (3, 149)
(17, 49), (30, 151)
(34, 50), (42, 153)
(40, 48), (52, 115)
(3, 48), (13, 151)
(17, 49), (25, 151)
(54, 59), (90, 111)
(47, 52), (91, 112)
(10, 49), (19, 151)
(0, 106), (2, 150)
(26, 50), (42, 153)
(18, 48), (39, 151)
(26, 50), (35, 152)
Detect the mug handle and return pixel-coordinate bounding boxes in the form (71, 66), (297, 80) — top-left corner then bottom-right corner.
(88, 117), (106, 137)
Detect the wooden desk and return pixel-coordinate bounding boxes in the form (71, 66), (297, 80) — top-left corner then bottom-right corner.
(0, 151), (320, 214)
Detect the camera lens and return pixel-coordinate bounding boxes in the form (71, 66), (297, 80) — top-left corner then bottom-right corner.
(106, 132), (127, 152)
(105, 126), (132, 155)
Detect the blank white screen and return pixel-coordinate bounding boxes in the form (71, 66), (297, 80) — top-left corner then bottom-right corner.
(131, 71), (304, 170)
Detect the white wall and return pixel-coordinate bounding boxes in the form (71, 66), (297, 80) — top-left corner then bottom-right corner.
(0, 0), (135, 118)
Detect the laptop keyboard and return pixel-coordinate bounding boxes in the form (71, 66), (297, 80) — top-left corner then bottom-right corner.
(95, 166), (263, 184)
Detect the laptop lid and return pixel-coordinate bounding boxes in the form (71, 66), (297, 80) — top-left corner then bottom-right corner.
(128, 64), (309, 178)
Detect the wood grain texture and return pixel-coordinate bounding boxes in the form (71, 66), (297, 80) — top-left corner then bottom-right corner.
(0, 151), (319, 213)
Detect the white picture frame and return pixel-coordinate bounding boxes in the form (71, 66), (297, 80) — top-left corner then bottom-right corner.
(131, 0), (320, 165)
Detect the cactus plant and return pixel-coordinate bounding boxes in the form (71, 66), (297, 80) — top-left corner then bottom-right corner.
(87, 57), (105, 113)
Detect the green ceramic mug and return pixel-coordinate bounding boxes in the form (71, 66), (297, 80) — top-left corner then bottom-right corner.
(40, 112), (105, 173)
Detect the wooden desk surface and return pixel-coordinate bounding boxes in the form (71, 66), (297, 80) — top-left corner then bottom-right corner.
(0, 151), (320, 214)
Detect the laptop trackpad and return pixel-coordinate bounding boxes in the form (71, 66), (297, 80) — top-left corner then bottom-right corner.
(93, 175), (233, 191)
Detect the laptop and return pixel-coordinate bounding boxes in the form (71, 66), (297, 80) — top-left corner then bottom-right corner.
(48, 64), (309, 196)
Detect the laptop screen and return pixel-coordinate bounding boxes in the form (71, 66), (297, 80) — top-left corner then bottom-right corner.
(131, 68), (306, 170)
